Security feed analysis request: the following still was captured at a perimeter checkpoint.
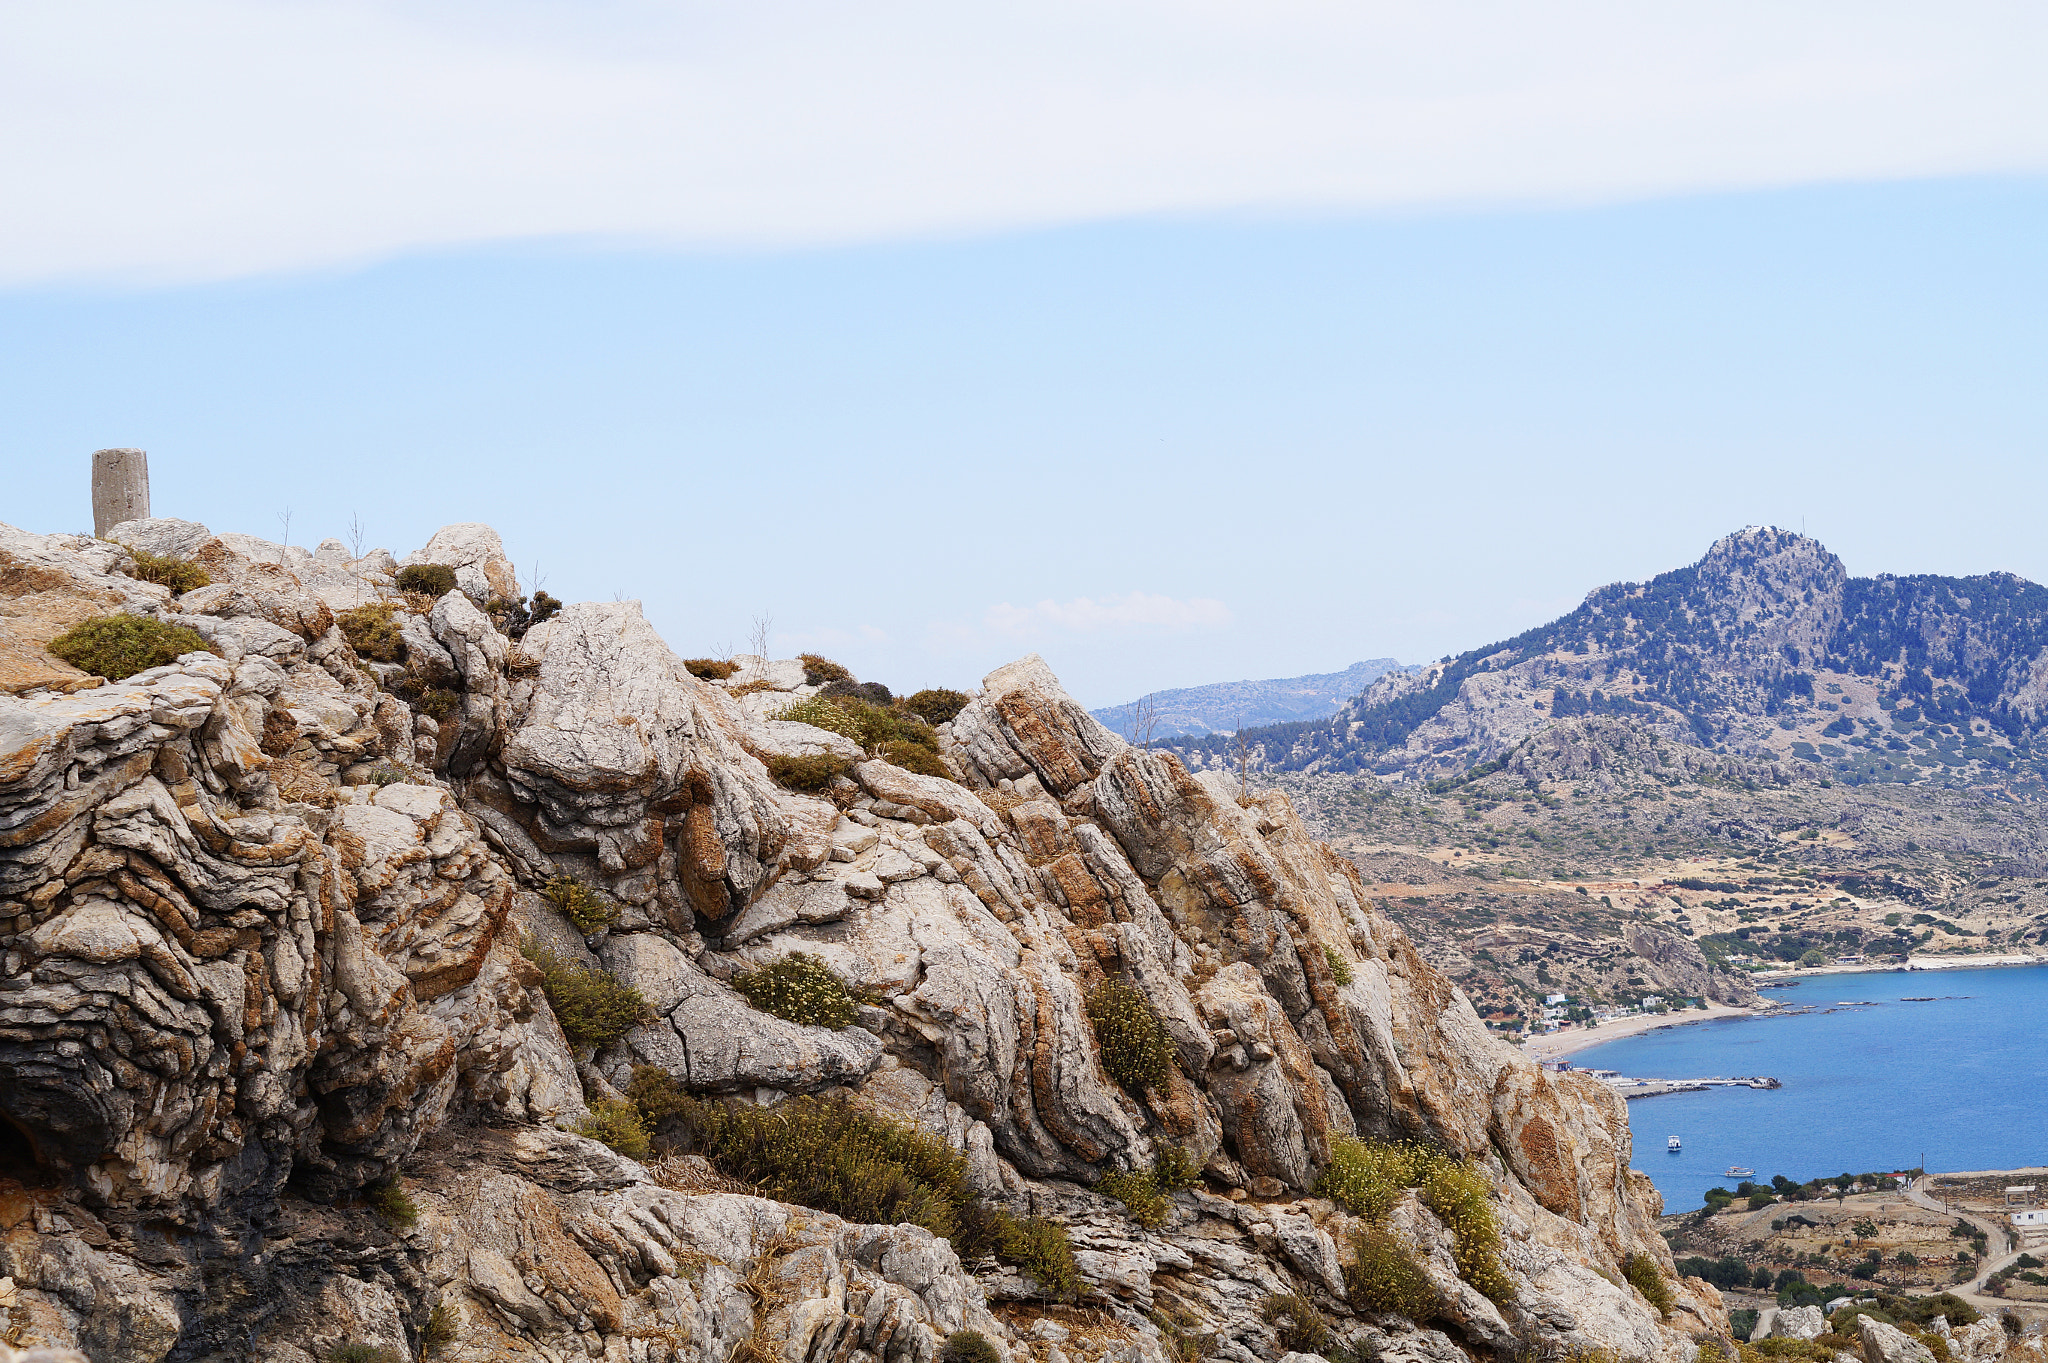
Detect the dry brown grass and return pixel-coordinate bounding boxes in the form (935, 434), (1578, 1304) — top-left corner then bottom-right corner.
(271, 758), (338, 807)
(977, 787), (1028, 818)
(728, 1224), (807, 1363)
(648, 1153), (756, 1196)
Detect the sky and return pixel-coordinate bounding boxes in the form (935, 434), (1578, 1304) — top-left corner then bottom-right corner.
(5, 3), (2048, 707)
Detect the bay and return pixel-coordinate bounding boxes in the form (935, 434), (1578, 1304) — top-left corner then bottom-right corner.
(1562, 964), (2048, 1214)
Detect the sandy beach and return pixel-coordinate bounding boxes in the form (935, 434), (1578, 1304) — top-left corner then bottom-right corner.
(1519, 1003), (1766, 1061)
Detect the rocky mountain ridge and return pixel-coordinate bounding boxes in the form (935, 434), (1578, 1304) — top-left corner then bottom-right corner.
(1089, 662), (1411, 742)
(0, 516), (1721, 1363)
(1162, 528), (2048, 791)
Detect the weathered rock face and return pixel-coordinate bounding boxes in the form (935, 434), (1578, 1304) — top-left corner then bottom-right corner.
(1857, 1315), (1937, 1363)
(0, 523), (1724, 1363)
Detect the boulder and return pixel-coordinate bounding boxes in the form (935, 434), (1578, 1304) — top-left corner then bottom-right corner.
(497, 601), (793, 920)
(1772, 1305), (1825, 1339)
(402, 522), (519, 603)
(1858, 1317), (1937, 1363)
(853, 759), (1000, 834)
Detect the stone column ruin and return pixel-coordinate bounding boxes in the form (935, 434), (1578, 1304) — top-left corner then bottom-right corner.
(91, 447), (150, 537)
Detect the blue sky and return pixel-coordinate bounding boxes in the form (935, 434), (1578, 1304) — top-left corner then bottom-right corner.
(6, 5), (2047, 707)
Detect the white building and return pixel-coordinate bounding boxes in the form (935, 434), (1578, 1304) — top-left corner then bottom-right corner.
(1545, 993), (1568, 1006)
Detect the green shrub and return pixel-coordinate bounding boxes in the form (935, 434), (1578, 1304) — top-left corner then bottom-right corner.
(1318, 1138), (1453, 1223)
(799, 653), (852, 684)
(1086, 978), (1175, 1092)
(1323, 944), (1356, 986)
(498, 591), (561, 640)
(396, 563), (457, 597)
(904, 688), (970, 725)
(943, 1332), (1002, 1363)
(771, 694), (938, 758)
(328, 1345), (401, 1363)
(418, 688), (460, 721)
(772, 695), (866, 741)
(1623, 1252), (1673, 1316)
(47, 614), (212, 680)
(1260, 1291), (1331, 1354)
(997, 1210), (1080, 1299)
(880, 739), (949, 778)
(731, 953), (859, 1030)
(674, 1093), (967, 1237)
(338, 603), (407, 663)
(1100, 1168), (1170, 1228)
(366, 1177), (417, 1229)
(685, 657), (738, 680)
(1423, 1159), (1513, 1304)
(822, 679), (895, 705)
(543, 873), (618, 934)
(120, 545), (209, 594)
(649, 1084), (1077, 1298)
(1152, 1142), (1201, 1192)
(764, 752), (854, 792)
(1346, 1226), (1440, 1319)
(576, 1097), (652, 1160)
(519, 938), (651, 1048)
(1890, 1293), (1978, 1327)
(423, 1303), (458, 1355)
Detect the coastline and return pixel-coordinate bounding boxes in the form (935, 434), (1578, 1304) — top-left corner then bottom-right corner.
(1520, 1003), (1765, 1061)
(1749, 952), (2048, 982)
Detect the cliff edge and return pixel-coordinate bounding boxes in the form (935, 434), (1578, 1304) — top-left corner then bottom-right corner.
(0, 518), (1723, 1363)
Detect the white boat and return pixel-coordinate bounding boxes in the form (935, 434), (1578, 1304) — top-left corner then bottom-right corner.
(1726, 1165), (1755, 1178)
(1668, 1136), (1682, 1150)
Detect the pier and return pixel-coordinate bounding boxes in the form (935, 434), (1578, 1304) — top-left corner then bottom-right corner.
(1600, 1074), (1781, 1099)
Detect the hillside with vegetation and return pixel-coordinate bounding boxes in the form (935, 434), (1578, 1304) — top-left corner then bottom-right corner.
(1164, 527), (2048, 792)
(1090, 658), (1410, 740)
(1261, 715), (2048, 1035)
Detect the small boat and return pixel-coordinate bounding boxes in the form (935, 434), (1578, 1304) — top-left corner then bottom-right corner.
(1726, 1165), (1755, 1178)
(1667, 1136), (1682, 1151)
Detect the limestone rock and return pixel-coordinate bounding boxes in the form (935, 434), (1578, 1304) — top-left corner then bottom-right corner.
(1858, 1316), (1938, 1363)
(0, 521), (172, 695)
(496, 601), (794, 920)
(0, 521), (1723, 1363)
(401, 523), (519, 604)
(1772, 1304), (1826, 1340)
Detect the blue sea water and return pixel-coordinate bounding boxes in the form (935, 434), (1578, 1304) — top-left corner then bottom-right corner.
(1563, 965), (2048, 1214)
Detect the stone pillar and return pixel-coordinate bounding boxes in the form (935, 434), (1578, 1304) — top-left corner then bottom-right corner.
(91, 448), (150, 537)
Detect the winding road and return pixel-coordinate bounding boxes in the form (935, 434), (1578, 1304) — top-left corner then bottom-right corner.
(1903, 1177), (2028, 1305)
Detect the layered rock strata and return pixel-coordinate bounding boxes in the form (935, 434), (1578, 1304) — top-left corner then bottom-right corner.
(0, 518), (1726, 1363)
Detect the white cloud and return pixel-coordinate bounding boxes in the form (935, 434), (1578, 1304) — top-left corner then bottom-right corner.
(985, 592), (1232, 636)
(6, 1), (2048, 285)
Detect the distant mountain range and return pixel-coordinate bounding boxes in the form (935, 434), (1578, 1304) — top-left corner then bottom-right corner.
(1089, 658), (1411, 741)
(1161, 527), (2048, 789)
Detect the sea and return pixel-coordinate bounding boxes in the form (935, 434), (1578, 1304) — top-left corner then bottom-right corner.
(1562, 964), (2048, 1214)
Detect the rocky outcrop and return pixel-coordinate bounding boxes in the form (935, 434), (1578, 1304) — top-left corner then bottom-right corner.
(1857, 1315), (1937, 1363)
(1620, 923), (1757, 1008)
(0, 519), (1725, 1363)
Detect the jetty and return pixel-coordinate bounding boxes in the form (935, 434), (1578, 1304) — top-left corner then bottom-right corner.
(1575, 1069), (1781, 1099)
